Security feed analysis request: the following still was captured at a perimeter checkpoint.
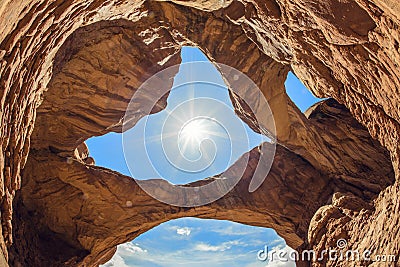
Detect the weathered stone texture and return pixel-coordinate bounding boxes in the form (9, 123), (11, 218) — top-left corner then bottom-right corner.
(0, 0), (399, 266)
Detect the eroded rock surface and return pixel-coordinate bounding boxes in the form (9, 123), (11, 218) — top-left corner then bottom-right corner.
(0, 0), (399, 266)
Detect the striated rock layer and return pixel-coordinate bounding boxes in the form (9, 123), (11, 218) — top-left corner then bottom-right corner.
(0, 0), (399, 266)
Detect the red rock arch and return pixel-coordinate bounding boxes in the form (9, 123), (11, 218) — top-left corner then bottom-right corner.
(0, 1), (399, 266)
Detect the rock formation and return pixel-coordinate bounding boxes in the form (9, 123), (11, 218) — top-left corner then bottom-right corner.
(0, 0), (399, 266)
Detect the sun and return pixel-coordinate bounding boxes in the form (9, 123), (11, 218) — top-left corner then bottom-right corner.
(179, 118), (209, 146)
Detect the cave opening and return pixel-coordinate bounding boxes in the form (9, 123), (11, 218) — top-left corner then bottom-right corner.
(86, 47), (320, 181)
(285, 72), (322, 113)
(86, 46), (267, 184)
(100, 218), (296, 267)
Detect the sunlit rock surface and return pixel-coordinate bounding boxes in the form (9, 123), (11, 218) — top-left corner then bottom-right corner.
(0, 0), (399, 266)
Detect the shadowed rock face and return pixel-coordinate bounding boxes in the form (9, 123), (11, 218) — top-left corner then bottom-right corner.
(0, 0), (399, 266)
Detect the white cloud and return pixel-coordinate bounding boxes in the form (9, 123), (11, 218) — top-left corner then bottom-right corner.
(211, 225), (264, 236)
(100, 253), (131, 267)
(245, 260), (295, 267)
(268, 261), (296, 267)
(176, 227), (191, 236)
(118, 242), (147, 255)
(100, 242), (147, 267)
(194, 240), (243, 252)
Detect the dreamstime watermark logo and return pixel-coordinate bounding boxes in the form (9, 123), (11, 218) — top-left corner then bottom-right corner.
(257, 238), (398, 264)
(122, 62), (277, 207)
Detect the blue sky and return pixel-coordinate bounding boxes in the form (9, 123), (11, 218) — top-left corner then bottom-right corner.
(121, 49), (266, 183)
(89, 47), (321, 267)
(285, 71), (321, 112)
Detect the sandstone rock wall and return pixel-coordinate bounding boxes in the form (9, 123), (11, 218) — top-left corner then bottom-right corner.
(0, 0), (399, 266)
